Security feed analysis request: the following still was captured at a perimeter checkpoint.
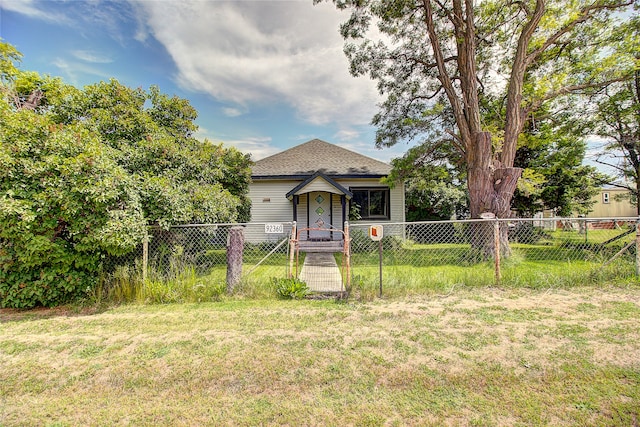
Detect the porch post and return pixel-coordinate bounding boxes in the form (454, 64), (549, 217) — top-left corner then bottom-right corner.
(292, 195), (298, 222)
(341, 195), (346, 232)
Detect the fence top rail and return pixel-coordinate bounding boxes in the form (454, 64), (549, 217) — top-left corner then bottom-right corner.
(148, 218), (639, 230)
(505, 217), (639, 223)
(350, 217), (640, 227)
(149, 221), (295, 230)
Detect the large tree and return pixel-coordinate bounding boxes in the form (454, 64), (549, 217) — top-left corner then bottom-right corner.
(321, 0), (635, 226)
(0, 95), (147, 308)
(0, 41), (253, 307)
(9, 71), (253, 226)
(587, 13), (640, 213)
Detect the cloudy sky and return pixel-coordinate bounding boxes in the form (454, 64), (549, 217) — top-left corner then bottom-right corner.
(0, 0), (411, 161)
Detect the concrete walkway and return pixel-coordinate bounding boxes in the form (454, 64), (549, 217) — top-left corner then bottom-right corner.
(298, 252), (344, 293)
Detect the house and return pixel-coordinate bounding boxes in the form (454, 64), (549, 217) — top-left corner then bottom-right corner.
(586, 187), (636, 218)
(539, 187), (637, 232)
(249, 139), (405, 244)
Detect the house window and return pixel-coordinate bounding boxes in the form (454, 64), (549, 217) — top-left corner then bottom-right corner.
(350, 187), (390, 220)
(603, 192), (610, 204)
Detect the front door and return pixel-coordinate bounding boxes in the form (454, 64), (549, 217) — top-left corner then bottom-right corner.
(309, 191), (331, 240)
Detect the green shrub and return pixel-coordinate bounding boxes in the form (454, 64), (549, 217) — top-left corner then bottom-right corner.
(274, 277), (309, 300)
(0, 105), (146, 308)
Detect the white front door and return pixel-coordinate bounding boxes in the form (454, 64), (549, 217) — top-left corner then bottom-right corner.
(309, 191), (331, 240)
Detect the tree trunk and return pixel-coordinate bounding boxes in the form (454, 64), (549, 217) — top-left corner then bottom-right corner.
(467, 132), (522, 257)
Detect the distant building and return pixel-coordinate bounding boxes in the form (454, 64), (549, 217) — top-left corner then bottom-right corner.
(586, 187), (636, 218)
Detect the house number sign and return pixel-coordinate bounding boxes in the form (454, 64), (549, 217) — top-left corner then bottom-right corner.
(265, 223), (284, 234)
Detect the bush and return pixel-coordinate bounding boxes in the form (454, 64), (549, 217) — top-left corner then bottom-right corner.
(0, 104), (146, 308)
(274, 277), (309, 300)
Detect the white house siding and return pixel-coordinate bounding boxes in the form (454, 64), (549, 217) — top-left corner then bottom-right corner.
(331, 194), (346, 230)
(390, 183), (405, 223)
(297, 193), (309, 231)
(294, 176), (348, 196)
(248, 180), (298, 223)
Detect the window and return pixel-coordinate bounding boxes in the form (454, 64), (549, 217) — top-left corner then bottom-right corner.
(603, 192), (610, 204)
(350, 187), (390, 220)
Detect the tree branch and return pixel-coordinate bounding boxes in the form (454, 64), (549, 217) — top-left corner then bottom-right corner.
(526, 0), (634, 66)
(527, 75), (632, 113)
(502, 0), (545, 167)
(422, 0), (472, 149)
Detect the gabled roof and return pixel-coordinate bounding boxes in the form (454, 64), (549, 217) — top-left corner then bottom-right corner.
(252, 139), (392, 179)
(285, 172), (353, 200)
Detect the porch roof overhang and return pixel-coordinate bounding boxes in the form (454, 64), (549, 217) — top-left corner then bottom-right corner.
(285, 172), (353, 201)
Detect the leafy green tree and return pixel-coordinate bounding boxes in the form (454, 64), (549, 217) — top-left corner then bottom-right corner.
(512, 119), (608, 217)
(0, 41), (253, 307)
(321, 0), (635, 254)
(0, 38), (21, 84)
(385, 139), (467, 221)
(584, 13), (640, 213)
(45, 78), (252, 225)
(0, 99), (146, 307)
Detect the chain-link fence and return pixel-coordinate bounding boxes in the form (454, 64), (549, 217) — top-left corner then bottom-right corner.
(349, 217), (638, 295)
(101, 217), (638, 300)
(100, 222), (294, 300)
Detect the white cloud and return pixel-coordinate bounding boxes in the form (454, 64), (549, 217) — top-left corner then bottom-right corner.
(224, 137), (279, 161)
(333, 129), (362, 142)
(72, 50), (113, 64)
(134, 0), (379, 130)
(52, 57), (112, 86)
(222, 107), (244, 118)
(0, 0), (71, 24)
(195, 125), (276, 160)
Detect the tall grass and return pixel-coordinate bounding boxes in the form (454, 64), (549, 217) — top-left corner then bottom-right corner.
(96, 265), (226, 305)
(98, 236), (638, 306)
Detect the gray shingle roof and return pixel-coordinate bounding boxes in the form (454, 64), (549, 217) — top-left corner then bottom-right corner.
(252, 139), (391, 178)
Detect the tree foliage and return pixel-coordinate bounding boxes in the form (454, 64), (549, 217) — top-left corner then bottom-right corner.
(321, 0), (635, 224)
(592, 13), (640, 213)
(0, 100), (146, 307)
(512, 117), (608, 217)
(384, 138), (467, 221)
(0, 41), (252, 307)
(594, 74), (640, 214)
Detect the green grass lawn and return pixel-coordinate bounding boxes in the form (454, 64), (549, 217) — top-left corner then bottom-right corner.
(2, 286), (639, 426)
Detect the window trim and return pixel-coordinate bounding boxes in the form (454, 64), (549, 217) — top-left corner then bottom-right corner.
(350, 187), (391, 220)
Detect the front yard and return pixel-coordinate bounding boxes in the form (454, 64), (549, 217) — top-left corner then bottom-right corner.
(1, 286), (639, 426)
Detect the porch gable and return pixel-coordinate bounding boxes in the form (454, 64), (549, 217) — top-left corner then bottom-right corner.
(286, 172), (353, 201)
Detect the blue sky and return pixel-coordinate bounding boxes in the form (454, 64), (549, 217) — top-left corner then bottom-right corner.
(0, 0), (622, 177)
(0, 0), (414, 162)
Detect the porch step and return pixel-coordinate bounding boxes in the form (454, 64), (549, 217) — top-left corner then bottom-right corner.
(297, 240), (344, 253)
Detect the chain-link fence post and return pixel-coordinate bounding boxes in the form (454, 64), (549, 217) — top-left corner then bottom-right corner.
(288, 221), (297, 279)
(636, 219), (640, 277)
(142, 235), (149, 283)
(494, 219), (501, 286)
(226, 226), (244, 294)
(344, 221), (351, 290)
